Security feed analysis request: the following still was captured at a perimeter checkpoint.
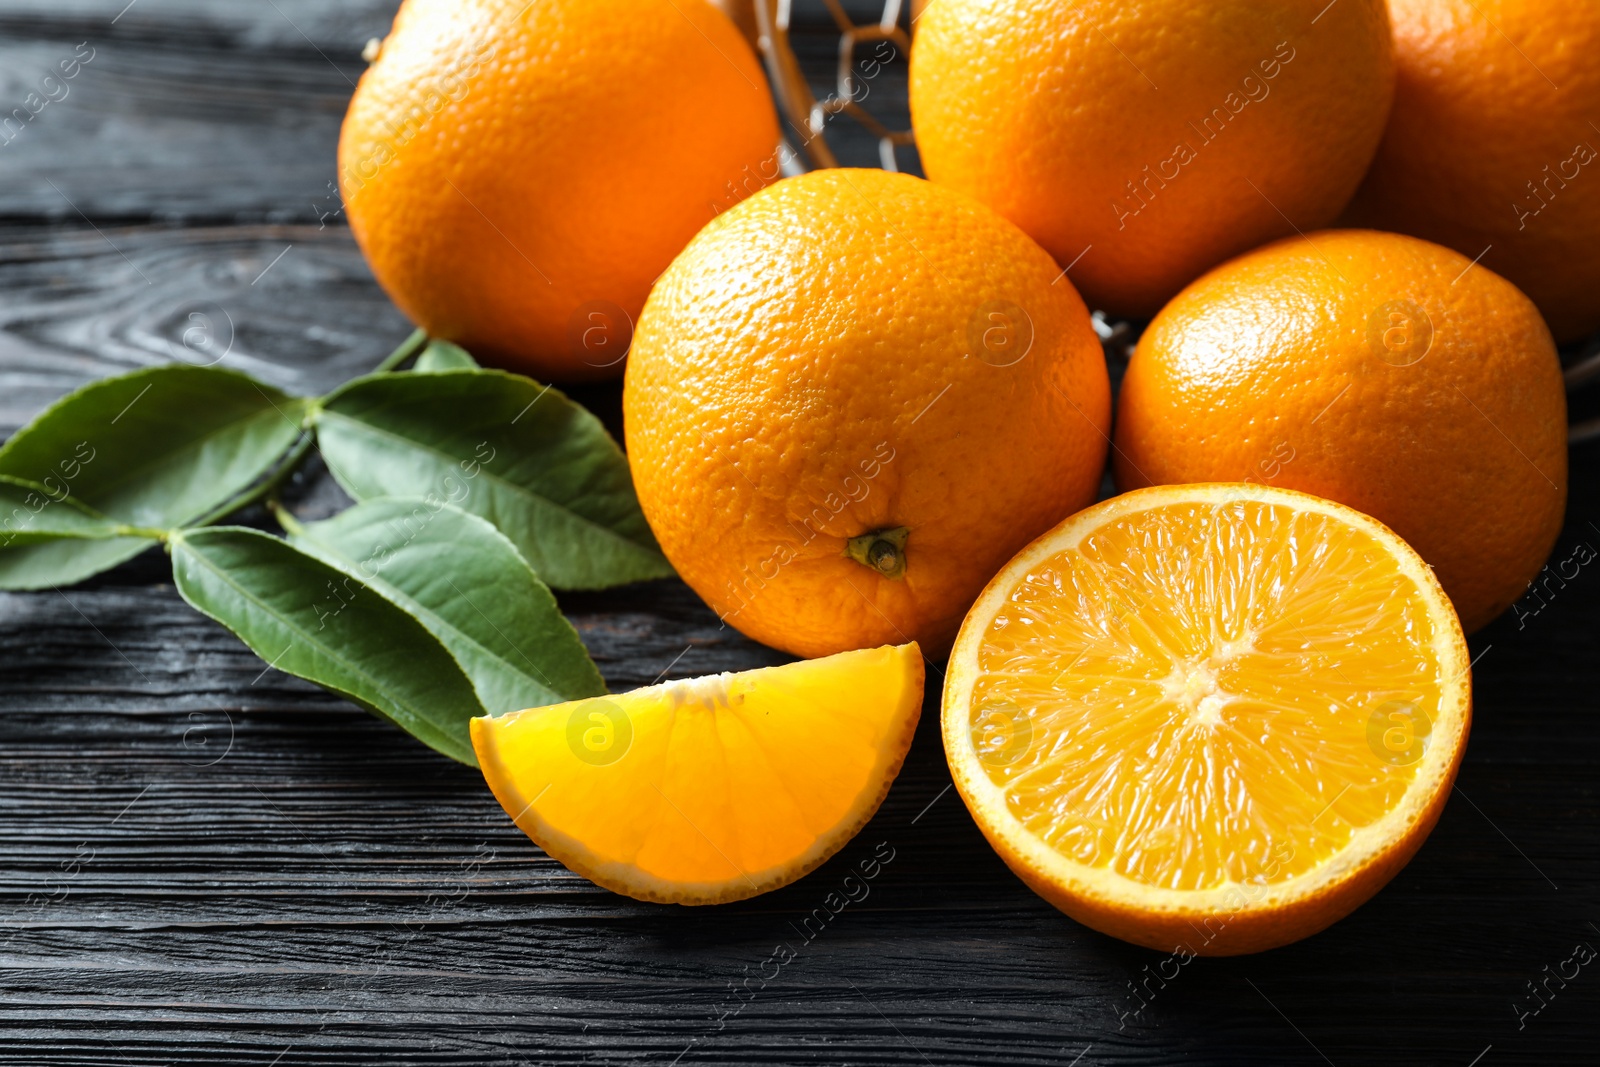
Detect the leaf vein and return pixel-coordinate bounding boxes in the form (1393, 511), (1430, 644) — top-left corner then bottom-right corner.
(318, 410), (658, 558)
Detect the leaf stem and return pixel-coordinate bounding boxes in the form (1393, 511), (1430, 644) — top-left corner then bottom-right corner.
(265, 496), (307, 537)
(113, 525), (172, 541)
(373, 328), (429, 374)
(176, 331), (427, 532)
(187, 431), (316, 529)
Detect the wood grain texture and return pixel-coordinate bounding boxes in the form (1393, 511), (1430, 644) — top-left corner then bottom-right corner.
(0, 1), (1597, 1064)
(0, 224), (414, 431)
(0, 33), (367, 222)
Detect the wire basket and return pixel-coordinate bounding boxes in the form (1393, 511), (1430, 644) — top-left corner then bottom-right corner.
(715, 0), (918, 172)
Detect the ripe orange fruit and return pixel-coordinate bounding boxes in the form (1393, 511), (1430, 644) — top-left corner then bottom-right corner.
(945, 483), (1472, 954)
(473, 643), (924, 903)
(707, 0), (759, 45)
(623, 169), (1112, 659)
(910, 0), (1394, 319)
(1344, 0), (1600, 343)
(1115, 229), (1567, 634)
(338, 0), (779, 381)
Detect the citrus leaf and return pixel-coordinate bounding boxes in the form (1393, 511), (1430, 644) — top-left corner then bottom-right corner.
(315, 370), (673, 590)
(170, 526), (485, 765)
(413, 339), (480, 372)
(0, 475), (127, 545)
(0, 537), (158, 591)
(0, 365), (309, 587)
(289, 498), (607, 717)
(0, 475), (158, 587)
(0, 364), (310, 526)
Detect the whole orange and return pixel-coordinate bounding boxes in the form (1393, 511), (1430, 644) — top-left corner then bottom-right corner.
(1344, 0), (1600, 343)
(624, 169), (1112, 659)
(707, 0), (759, 45)
(338, 0), (779, 381)
(1115, 229), (1567, 634)
(909, 0), (1394, 319)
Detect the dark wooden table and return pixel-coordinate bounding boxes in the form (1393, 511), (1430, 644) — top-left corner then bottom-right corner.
(1, 2), (1596, 1064)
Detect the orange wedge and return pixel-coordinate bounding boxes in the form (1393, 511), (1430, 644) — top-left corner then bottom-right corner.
(944, 484), (1471, 954)
(473, 643), (924, 903)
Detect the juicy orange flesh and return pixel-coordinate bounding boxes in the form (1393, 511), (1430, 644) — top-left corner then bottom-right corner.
(969, 500), (1445, 892)
(475, 645), (921, 889)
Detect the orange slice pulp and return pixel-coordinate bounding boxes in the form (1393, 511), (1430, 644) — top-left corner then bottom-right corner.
(943, 484), (1471, 954)
(473, 643), (924, 903)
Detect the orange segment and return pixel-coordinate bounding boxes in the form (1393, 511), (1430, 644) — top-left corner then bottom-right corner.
(944, 484), (1470, 954)
(473, 644), (924, 903)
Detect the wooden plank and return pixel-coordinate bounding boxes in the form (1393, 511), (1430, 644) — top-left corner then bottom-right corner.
(0, 0), (402, 221)
(0, 36), (365, 223)
(0, 223), (414, 432)
(0, 0), (400, 50)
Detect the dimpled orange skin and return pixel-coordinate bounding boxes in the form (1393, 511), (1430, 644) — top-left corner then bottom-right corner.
(1344, 0), (1600, 343)
(910, 0), (1394, 319)
(338, 0), (779, 381)
(624, 170), (1112, 660)
(1115, 229), (1567, 634)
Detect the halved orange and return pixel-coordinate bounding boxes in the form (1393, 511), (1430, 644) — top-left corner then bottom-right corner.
(944, 484), (1471, 954)
(473, 643), (924, 903)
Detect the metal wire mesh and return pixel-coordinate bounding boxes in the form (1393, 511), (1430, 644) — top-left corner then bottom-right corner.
(716, 0), (917, 172)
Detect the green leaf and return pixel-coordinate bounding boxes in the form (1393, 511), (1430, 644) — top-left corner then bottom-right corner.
(413, 339), (480, 372)
(289, 498), (606, 717)
(0, 475), (158, 587)
(377, 327), (429, 372)
(315, 370), (674, 590)
(0, 537), (157, 591)
(0, 365), (309, 588)
(0, 475), (129, 545)
(170, 526), (485, 765)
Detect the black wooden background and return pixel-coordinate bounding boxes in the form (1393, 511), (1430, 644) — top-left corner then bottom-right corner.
(1, 2), (1597, 1064)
